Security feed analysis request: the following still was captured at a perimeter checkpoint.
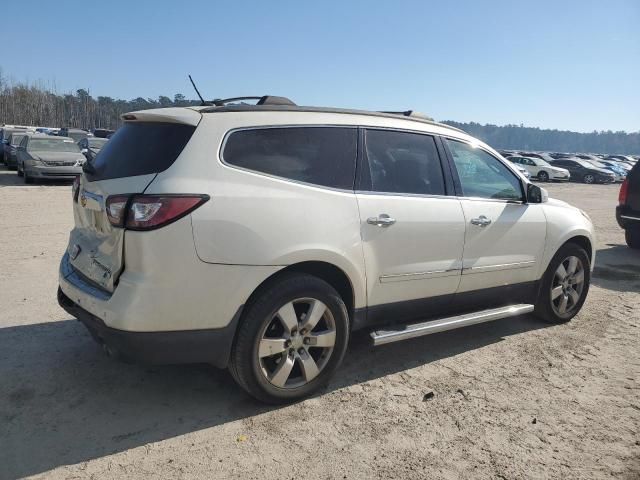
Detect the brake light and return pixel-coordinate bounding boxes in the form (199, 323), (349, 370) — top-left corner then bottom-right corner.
(72, 176), (81, 203)
(105, 194), (209, 230)
(618, 178), (629, 205)
(106, 195), (130, 227)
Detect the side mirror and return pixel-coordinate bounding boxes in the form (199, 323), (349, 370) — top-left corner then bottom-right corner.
(527, 183), (548, 204)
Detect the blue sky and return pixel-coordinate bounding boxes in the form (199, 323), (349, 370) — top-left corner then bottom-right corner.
(6, 0), (639, 132)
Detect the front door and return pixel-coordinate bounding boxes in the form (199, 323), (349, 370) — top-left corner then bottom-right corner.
(443, 139), (547, 296)
(357, 129), (466, 324)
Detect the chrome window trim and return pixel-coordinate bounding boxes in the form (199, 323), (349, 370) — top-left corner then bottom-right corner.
(620, 215), (640, 221)
(218, 124), (358, 194)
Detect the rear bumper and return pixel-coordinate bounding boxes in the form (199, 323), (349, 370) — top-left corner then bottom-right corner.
(616, 205), (640, 230)
(58, 286), (240, 367)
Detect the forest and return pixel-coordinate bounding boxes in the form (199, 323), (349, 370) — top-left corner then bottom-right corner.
(1, 79), (637, 154)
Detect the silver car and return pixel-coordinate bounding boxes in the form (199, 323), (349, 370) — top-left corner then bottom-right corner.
(16, 135), (85, 183)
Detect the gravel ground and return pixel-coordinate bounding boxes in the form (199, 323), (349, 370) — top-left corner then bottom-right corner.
(0, 167), (638, 480)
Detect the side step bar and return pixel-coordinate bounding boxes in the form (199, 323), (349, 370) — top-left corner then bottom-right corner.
(370, 304), (534, 346)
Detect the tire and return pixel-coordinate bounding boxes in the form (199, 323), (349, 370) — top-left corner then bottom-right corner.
(537, 171), (549, 182)
(583, 174), (595, 184)
(626, 227), (640, 249)
(534, 242), (590, 324)
(24, 170), (33, 184)
(229, 272), (350, 404)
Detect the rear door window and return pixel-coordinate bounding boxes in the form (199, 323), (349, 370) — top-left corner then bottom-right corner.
(223, 127), (357, 189)
(87, 122), (196, 181)
(363, 129), (446, 196)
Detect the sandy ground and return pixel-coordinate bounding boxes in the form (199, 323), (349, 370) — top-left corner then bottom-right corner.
(0, 167), (638, 480)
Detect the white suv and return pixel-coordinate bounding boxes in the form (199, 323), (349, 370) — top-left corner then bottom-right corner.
(58, 97), (595, 403)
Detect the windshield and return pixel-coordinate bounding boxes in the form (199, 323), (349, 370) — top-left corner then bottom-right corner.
(10, 134), (26, 146)
(88, 138), (108, 149)
(28, 138), (81, 153)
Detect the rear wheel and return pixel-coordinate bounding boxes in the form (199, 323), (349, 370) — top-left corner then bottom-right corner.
(535, 243), (590, 323)
(626, 227), (640, 249)
(229, 273), (349, 404)
(583, 174), (595, 184)
(537, 171), (549, 182)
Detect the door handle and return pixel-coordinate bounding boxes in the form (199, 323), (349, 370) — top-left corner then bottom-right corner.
(470, 215), (492, 227)
(367, 214), (396, 227)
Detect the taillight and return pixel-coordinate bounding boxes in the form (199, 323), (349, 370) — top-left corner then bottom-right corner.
(106, 194), (209, 230)
(72, 176), (81, 203)
(106, 195), (130, 227)
(619, 178), (629, 205)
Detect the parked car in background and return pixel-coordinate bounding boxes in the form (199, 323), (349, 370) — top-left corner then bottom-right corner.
(92, 128), (115, 138)
(550, 158), (615, 184)
(507, 155), (570, 182)
(617, 160), (640, 248)
(16, 135), (85, 183)
(513, 164), (531, 179)
(58, 128), (91, 142)
(3, 132), (29, 169)
(605, 155), (637, 167)
(583, 159), (627, 182)
(78, 137), (108, 162)
(1, 127), (28, 164)
(58, 99), (595, 403)
(517, 151), (557, 163)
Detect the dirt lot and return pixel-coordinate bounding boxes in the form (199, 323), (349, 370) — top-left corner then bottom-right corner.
(0, 167), (638, 480)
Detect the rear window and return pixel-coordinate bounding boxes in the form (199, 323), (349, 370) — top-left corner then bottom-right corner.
(87, 122), (196, 181)
(223, 127), (357, 189)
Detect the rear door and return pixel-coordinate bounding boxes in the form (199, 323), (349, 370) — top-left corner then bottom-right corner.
(356, 129), (465, 323)
(68, 116), (198, 292)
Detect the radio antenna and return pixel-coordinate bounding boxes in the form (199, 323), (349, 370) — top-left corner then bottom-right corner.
(188, 74), (208, 106)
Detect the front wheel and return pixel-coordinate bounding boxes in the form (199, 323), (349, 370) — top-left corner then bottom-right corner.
(583, 174), (595, 184)
(229, 273), (349, 404)
(538, 171), (549, 182)
(535, 243), (590, 323)
(626, 227), (640, 249)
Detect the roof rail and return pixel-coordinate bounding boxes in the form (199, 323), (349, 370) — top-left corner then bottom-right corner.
(211, 95), (296, 107)
(379, 110), (432, 120)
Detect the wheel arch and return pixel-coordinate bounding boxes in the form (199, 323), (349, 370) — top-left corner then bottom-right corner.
(241, 260), (360, 327)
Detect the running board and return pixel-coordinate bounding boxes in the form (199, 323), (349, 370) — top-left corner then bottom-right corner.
(370, 304), (534, 346)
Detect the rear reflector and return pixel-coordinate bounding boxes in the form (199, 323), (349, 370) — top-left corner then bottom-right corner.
(619, 178), (629, 205)
(105, 194), (209, 230)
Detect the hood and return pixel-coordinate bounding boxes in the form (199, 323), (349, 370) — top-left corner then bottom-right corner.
(32, 151), (86, 164)
(549, 166), (569, 173)
(546, 198), (572, 209)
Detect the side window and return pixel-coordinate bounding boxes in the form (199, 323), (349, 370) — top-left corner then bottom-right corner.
(364, 129), (445, 195)
(223, 127), (357, 190)
(445, 139), (524, 201)
(525, 159), (535, 166)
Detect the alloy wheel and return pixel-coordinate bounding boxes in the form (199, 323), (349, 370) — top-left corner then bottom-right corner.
(538, 171), (549, 182)
(584, 174), (595, 184)
(258, 298), (336, 389)
(550, 256), (585, 316)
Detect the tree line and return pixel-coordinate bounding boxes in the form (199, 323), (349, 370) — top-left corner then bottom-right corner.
(0, 76), (637, 154)
(442, 121), (639, 155)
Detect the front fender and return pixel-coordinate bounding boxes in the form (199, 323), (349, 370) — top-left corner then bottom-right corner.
(539, 202), (596, 278)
